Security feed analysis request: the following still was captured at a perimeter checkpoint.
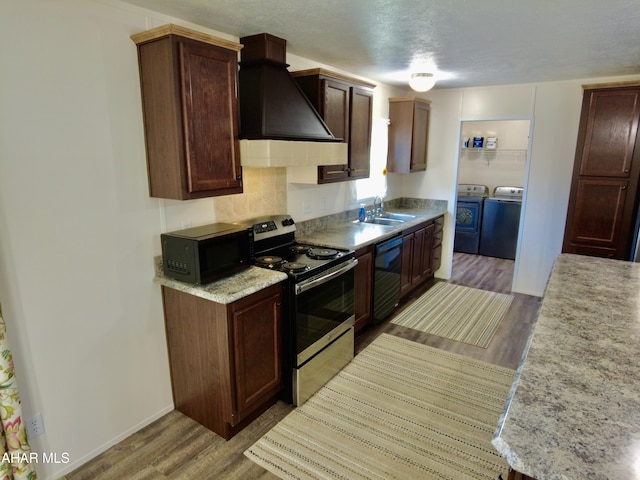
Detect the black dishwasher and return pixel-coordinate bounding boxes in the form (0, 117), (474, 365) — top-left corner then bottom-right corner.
(373, 235), (403, 323)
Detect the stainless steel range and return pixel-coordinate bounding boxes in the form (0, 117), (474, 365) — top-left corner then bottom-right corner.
(248, 214), (357, 406)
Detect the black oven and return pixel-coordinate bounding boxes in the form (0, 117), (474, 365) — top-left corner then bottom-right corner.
(248, 215), (356, 405)
(294, 260), (355, 363)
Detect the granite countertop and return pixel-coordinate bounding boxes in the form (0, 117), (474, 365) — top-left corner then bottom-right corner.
(493, 253), (640, 479)
(153, 256), (287, 304)
(297, 205), (447, 251)
(154, 199), (447, 303)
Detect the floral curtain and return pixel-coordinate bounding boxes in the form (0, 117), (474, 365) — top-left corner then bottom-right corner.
(0, 305), (36, 480)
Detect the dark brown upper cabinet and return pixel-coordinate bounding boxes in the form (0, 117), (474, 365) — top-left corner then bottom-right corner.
(292, 69), (375, 183)
(131, 25), (243, 200)
(387, 97), (431, 173)
(563, 83), (640, 259)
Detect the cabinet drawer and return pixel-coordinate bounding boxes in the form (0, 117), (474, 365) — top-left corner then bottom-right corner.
(432, 244), (442, 272)
(433, 227), (443, 247)
(434, 215), (444, 231)
(433, 215), (444, 247)
(318, 164), (349, 183)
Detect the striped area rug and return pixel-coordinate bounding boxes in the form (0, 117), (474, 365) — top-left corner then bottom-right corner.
(391, 283), (513, 348)
(245, 334), (514, 480)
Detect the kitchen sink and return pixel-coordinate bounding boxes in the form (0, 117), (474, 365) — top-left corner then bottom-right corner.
(351, 211), (417, 226)
(352, 217), (405, 226)
(379, 212), (417, 221)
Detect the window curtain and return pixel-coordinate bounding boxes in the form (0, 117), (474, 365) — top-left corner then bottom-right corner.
(0, 305), (37, 480)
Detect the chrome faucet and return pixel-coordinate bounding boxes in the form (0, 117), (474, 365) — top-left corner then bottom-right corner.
(373, 196), (385, 217)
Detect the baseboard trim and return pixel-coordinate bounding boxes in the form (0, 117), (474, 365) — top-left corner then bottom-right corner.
(47, 405), (174, 480)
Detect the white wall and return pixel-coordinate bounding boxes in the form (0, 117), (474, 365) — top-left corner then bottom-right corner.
(393, 77), (640, 296)
(458, 119), (529, 193)
(515, 82), (585, 294)
(0, 1), (231, 478)
(1, 1), (639, 479)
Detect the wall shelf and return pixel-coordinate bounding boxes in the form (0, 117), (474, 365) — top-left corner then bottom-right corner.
(460, 148), (527, 165)
(460, 148), (527, 153)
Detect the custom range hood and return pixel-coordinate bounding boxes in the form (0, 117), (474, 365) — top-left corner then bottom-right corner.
(238, 33), (347, 168)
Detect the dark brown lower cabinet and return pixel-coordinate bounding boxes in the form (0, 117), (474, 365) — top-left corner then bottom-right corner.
(161, 283), (283, 440)
(507, 468), (536, 480)
(431, 215), (444, 272)
(410, 226), (430, 285)
(352, 214), (444, 337)
(400, 215), (443, 299)
(354, 246), (373, 334)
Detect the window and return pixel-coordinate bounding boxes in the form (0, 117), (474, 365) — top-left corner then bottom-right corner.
(355, 118), (388, 201)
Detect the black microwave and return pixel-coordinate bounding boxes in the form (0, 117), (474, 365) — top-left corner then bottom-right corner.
(161, 223), (254, 285)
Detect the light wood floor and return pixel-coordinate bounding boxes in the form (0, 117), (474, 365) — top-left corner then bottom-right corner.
(65, 253), (540, 480)
(356, 252), (539, 370)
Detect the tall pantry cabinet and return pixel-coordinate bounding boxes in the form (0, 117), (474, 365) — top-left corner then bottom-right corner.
(563, 83), (640, 259)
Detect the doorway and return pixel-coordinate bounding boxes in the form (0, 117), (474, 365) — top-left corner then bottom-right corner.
(453, 119), (531, 293)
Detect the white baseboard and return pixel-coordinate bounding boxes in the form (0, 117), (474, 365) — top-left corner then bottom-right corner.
(46, 405), (174, 480)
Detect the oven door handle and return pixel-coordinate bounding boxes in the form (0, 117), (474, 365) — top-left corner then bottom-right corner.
(295, 258), (358, 295)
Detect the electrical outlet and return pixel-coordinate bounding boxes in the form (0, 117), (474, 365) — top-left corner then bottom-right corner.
(26, 413), (45, 437)
(303, 200), (312, 215)
(321, 197), (328, 212)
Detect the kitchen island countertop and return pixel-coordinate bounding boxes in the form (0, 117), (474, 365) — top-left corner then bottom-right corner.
(493, 253), (640, 479)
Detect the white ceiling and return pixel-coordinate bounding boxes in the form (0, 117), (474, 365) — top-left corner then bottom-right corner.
(122, 0), (640, 89)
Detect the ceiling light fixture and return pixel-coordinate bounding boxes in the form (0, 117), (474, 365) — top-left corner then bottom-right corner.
(409, 72), (436, 92)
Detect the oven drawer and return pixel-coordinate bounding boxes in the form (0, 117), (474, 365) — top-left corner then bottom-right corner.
(293, 327), (354, 406)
